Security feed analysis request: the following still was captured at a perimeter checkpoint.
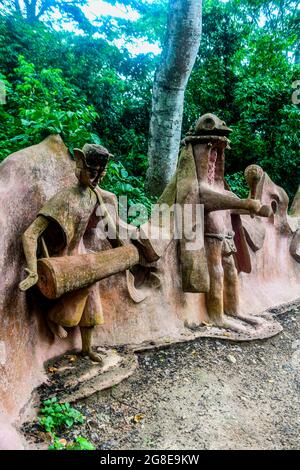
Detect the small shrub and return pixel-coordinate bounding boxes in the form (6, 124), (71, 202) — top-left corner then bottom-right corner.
(49, 435), (95, 451)
(38, 397), (95, 451)
(39, 397), (84, 434)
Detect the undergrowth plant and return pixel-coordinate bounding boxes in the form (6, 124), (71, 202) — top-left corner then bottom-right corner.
(38, 397), (95, 451)
(49, 436), (95, 451)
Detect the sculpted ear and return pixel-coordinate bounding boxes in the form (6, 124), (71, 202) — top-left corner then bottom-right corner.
(73, 149), (86, 168)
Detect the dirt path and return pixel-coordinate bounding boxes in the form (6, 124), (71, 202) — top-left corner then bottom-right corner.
(32, 302), (300, 450)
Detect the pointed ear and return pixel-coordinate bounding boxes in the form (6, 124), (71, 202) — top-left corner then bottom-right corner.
(73, 148), (86, 168)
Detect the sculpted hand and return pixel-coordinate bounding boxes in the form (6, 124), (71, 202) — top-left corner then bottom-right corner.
(246, 198), (261, 216)
(19, 269), (38, 291)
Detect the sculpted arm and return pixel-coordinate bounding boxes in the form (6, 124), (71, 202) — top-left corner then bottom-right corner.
(19, 215), (49, 291)
(199, 183), (261, 214)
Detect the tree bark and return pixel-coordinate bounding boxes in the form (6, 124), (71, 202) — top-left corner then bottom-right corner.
(37, 0), (57, 19)
(145, 0), (202, 197)
(24, 0), (38, 22)
(13, 0), (22, 15)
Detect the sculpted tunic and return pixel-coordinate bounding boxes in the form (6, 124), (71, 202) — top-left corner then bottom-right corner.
(38, 185), (104, 327)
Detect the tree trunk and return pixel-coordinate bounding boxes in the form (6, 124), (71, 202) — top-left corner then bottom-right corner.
(145, 0), (202, 197)
(13, 0), (22, 15)
(24, 0), (38, 22)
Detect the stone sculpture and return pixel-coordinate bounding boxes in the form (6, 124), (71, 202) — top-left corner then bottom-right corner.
(289, 185), (300, 262)
(1, 123), (299, 450)
(141, 113), (273, 332)
(18, 144), (140, 363)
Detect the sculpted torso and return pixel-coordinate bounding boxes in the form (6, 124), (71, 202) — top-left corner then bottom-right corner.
(205, 189), (233, 235)
(19, 144), (117, 363)
(192, 142), (265, 331)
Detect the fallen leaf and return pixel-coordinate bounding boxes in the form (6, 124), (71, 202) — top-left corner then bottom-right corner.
(132, 413), (144, 423)
(68, 355), (77, 363)
(48, 367), (58, 373)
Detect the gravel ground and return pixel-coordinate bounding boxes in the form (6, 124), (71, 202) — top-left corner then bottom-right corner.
(25, 302), (300, 450)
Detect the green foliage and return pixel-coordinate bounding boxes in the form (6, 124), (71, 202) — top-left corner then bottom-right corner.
(225, 171), (249, 199)
(38, 397), (84, 434)
(49, 435), (95, 451)
(185, 0), (300, 200)
(102, 160), (155, 224)
(38, 397), (95, 451)
(0, 0), (92, 31)
(0, 0), (299, 202)
(48, 436), (67, 451)
(0, 55), (99, 161)
(103, 0), (168, 44)
(0, 14), (155, 168)
(69, 436), (95, 451)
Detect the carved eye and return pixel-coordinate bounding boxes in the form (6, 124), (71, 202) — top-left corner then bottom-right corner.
(271, 200), (278, 214)
(203, 118), (215, 130)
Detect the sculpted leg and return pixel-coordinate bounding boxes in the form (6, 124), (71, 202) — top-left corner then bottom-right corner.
(46, 318), (68, 339)
(80, 326), (104, 363)
(222, 254), (239, 315)
(46, 289), (89, 339)
(205, 240), (247, 333)
(79, 285), (106, 363)
(223, 254), (263, 327)
(206, 256), (224, 324)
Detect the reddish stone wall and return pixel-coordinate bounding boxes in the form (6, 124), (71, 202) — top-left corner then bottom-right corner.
(0, 136), (299, 448)
(0, 136), (80, 448)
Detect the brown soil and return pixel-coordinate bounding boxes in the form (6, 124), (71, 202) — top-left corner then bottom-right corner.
(24, 300), (300, 450)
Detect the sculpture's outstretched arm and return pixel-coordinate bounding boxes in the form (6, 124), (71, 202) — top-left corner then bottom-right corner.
(199, 183), (262, 214)
(19, 215), (49, 291)
(230, 206), (272, 218)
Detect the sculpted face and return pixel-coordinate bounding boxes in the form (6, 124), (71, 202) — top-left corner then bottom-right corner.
(80, 164), (107, 189)
(75, 146), (110, 189)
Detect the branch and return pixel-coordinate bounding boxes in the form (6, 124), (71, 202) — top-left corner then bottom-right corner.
(23, 0), (31, 20)
(60, 4), (97, 33)
(36, 0), (57, 19)
(14, 0), (21, 15)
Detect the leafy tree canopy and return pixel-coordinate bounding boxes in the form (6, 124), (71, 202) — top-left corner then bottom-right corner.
(0, 0), (299, 202)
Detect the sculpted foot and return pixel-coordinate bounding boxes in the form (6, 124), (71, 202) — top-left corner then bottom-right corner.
(226, 312), (264, 327)
(47, 319), (68, 339)
(80, 326), (104, 363)
(81, 349), (104, 364)
(211, 316), (248, 334)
